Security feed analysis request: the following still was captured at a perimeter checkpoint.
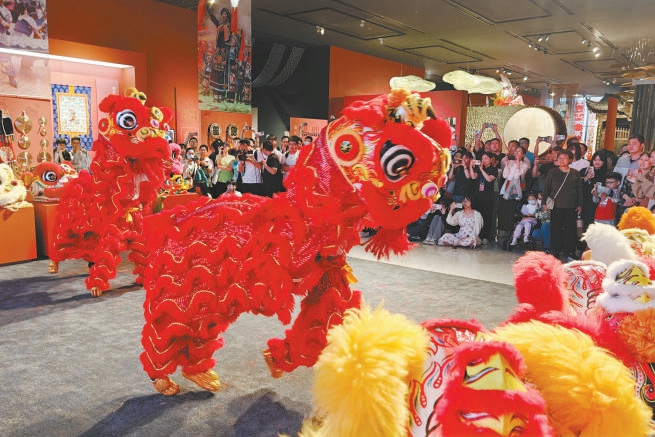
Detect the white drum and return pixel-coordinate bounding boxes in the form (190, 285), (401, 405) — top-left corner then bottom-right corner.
(503, 106), (567, 154)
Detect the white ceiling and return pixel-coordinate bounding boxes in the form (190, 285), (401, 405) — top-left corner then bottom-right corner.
(161, 0), (655, 97)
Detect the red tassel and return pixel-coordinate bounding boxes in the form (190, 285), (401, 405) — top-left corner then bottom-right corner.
(364, 227), (415, 259)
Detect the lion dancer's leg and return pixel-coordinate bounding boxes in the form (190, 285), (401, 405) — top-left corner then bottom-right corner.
(85, 247), (122, 297)
(141, 275), (230, 395)
(264, 264), (362, 377)
(126, 211), (148, 285)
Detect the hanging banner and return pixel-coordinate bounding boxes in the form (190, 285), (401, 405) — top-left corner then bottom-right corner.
(0, 0), (48, 53)
(198, 0), (252, 113)
(573, 96), (586, 141)
(51, 84), (93, 150)
(0, 0), (50, 98)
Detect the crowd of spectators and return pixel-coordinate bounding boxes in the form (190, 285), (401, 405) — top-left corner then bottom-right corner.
(177, 133), (305, 199)
(406, 122), (648, 261)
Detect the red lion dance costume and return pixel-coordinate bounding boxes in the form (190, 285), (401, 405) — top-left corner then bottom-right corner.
(49, 89), (172, 297)
(139, 87), (452, 395)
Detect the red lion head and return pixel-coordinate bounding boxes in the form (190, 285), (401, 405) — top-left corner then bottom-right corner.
(97, 87), (173, 162)
(325, 88), (451, 234)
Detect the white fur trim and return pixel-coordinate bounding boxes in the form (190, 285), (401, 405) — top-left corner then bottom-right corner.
(599, 259), (655, 313)
(582, 223), (637, 265)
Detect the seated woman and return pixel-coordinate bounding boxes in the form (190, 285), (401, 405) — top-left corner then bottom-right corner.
(422, 197), (449, 245)
(438, 195), (484, 248)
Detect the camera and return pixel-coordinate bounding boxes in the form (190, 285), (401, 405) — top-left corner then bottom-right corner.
(454, 159), (462, 164)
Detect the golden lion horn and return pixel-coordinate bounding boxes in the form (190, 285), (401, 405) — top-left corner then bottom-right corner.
(124, 87), (148, 105)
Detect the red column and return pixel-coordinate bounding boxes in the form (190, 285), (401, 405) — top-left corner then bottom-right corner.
(603, 97), (618, 151)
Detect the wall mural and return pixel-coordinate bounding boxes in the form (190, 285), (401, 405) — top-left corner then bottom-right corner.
(198, 0), (252, 114)
(0, 0), (50, 99)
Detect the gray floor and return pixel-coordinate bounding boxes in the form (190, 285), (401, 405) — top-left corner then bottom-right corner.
(0, 246), (519, 437)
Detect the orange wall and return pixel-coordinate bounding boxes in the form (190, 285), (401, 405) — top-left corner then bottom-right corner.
(328, 46), (424, 118)
(47, 0), (199, 135)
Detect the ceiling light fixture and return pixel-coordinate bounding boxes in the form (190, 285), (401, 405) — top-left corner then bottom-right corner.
(360, 20), (365, 27)
(379, 37), (384, 45)
(544, 34), (550, 41)
(523, 76), (528, 81)
(538, 35), (544, 42)
(316, 25), (325, 35)
(582, 39), (587, 45)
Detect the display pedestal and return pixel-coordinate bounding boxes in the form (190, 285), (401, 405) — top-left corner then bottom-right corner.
(0, 204), (37, 264)
(33, 202), (58, 258)
(161, 192), (202, 210)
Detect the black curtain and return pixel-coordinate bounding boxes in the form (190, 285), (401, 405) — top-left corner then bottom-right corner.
(251, 42), (330, 138)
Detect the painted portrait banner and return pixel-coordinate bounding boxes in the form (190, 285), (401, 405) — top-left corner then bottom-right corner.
(198, 0), (252, 113)
(0, 0), (50, 98)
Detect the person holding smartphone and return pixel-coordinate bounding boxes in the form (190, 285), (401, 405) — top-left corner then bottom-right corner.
(447, 148), (474, 203)
(470, 152), (498, 245)
(437, 195), (484, 248)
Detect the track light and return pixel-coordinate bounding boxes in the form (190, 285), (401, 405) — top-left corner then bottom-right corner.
(538, 35), (543, 42)
(360, 20), (365, 27)
(316, 25), (325, 35)
(581, 39), (587, 45)
(379, 37), (384, 45)
(544, 34), (550, 41)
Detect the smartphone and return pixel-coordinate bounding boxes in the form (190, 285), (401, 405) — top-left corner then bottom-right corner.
(473, 160), (481, 166)
(453, 203), (462, 209)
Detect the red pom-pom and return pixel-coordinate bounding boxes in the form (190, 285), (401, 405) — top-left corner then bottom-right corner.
(513, 252), (568, 315)
(421, 117), (452, 149)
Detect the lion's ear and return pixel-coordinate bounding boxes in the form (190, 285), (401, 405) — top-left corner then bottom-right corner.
(98, 95), (120, 114)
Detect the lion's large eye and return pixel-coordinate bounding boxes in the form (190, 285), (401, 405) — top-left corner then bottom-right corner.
(116, 110), (138, 131)
(42, 170), (57, 183)
(380, 140), (415, 182)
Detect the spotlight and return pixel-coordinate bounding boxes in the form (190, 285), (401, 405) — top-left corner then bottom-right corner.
(592, 47), (599, 53)
(594, 52), (600, 58)
(523, 76), (528, 81)
(545, 34), (550, 41)
(538, 35), (544, 42)
(581, 39), (587, 45)
(316, 25), (325, 35)
(379, 37), (384, 45)
(360, 20), (365, 27)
